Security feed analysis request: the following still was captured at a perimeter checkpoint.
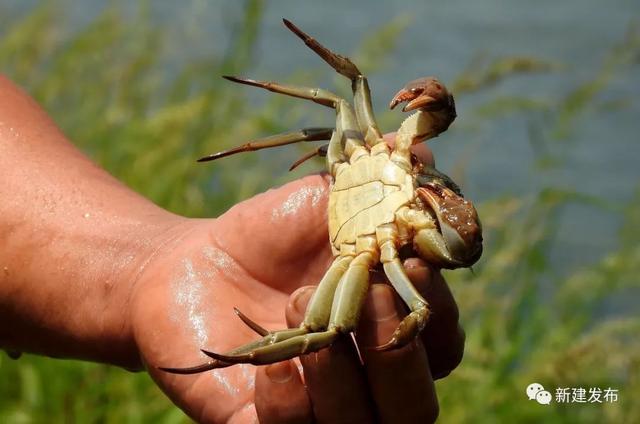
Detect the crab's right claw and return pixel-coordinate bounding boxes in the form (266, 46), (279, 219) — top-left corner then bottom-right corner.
(414, 183), (483, 268)
(389, 77), (456, 114)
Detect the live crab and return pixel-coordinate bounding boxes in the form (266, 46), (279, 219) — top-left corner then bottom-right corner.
(160, 19), (482, 374)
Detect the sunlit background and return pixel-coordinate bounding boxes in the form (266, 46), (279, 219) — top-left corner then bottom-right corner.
(1, 0), (638, 422)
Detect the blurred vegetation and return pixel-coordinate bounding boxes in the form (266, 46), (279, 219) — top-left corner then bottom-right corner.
(0, 1), (638, 423)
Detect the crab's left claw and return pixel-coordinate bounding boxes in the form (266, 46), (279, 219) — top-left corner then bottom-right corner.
(414, 182), (483, 268)
(390, 77), (456, 116)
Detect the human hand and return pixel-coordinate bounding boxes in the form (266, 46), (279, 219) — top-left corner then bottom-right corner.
(130, 139), (464, 423)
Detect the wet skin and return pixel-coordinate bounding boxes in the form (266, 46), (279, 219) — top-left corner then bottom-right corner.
(0, 75), (464, 423)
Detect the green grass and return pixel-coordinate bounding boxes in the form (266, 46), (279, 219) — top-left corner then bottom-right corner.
(1, 2), (638, 422)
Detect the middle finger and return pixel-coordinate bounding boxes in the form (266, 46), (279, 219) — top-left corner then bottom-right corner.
(403, 258), (465, 379)
(356, 284), (439, 424)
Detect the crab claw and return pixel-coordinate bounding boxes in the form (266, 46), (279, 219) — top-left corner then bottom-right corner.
(414, 183), (482, 268)
(389, 77), (456, 115)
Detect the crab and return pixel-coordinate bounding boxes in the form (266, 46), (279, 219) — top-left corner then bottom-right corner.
(160, 19), (482, 374)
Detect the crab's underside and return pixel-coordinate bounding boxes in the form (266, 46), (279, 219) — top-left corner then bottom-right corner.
(160, 19), (482, 375)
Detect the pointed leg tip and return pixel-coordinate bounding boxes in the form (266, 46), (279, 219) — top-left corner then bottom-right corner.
(222, 76), (265, 89)
(222, 75), (240, 82)
(233, 307), (270, 336)
(282, 18), (296, 31)
(158, 366), (193, 374)
(201, 349), (228, 361)
(371, 344), (392, 352)
(197, 152), (225, 162)
(201, 348), (219, 357)
(222, 75), (254, 84)
(288, 156), (308, 172)
(282, 18), (307, 39)
(158, 361), (222, 374)
(197, 148), (239, 163)
(201, 349), (246, 364)
(158, 365), (198, 374)
(369, 338), (400, 352)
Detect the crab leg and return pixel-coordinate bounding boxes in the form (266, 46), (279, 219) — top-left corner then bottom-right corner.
(158, 361), (225, 375)
(375, 224), (430, 351)
(160, 323), (312, 374)
(222, 74), (367, 173)
(288, 143), (328, 171)
(335, 101), (368, 162)
(328, 245), (377, 329)
(161, 255), (354, 372)
(353, 77), (385, 147)
(303, 255), (353, 329)
(311, 99), (369, 176)
(197, 127), (332, 162)
(204, 252), (374, 366)
(222, 75), (341, 108)
(158, 327), (309, 374)
(198, 255), (356, 366)
(283, 19), (383, 146)
(233, 307), (269, 336)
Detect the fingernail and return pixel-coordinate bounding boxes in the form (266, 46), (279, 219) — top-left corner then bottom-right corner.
(403, 257), (423, 270)
(365, 285), (398, 322)
(403, 258), (433, 291)
(266, 361), (293, 383)
(293, 286), (315, 315)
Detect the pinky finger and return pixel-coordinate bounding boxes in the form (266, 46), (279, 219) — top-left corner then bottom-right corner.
(255, 360), (313, 424)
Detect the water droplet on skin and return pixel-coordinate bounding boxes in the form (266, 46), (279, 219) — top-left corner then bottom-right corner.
(170, 257), (255, 396)
(240, 363), (256, 390)
(173, 259), (208, 346)
(272, 185), (325, 219)
(211, 369), (240, 396)
(202, 246), (233, 274)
